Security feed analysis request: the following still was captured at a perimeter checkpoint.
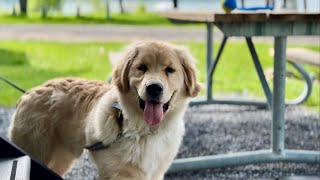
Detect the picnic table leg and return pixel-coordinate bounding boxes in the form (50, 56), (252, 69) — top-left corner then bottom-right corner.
(272, 36), (287, 155)
(206, 23), (213, 100)
(207, 36), (228, 91)
(246, 37), (273, 108)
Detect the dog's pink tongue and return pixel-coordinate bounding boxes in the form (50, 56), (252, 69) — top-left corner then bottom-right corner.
(144, 101), (164, 126)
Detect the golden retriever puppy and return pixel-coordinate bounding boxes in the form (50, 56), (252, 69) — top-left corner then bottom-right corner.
(9, 41), (201, 180)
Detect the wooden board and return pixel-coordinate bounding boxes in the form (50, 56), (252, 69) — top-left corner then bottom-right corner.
(286, 48), (320, 66)
(269, 48), (320, 66)
(214, 21), (320, 36)
(160, 10), (320, 23)
(160, 11), (215, 23)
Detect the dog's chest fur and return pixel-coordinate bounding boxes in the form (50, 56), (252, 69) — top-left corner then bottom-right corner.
(90, 93), (188, 179)
(121, 118), (184, 172)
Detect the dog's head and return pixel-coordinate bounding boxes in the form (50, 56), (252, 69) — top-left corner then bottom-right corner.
(112, 41), (201, 126)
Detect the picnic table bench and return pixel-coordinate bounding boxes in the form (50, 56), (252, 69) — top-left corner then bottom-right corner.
(286, 48), (320, 66)
(161, 11), (320, 173)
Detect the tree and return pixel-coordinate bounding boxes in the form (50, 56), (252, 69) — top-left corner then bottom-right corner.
(19, 0), (28, 15)
(34, 0), (61, 18)
(106, 0), (110, 20)
(173, 0), (178, 9)
(119, 0), (124, 14)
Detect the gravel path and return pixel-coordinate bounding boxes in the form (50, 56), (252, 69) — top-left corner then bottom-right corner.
(1, 24), (319, 45)
(0, 104), (319, 179)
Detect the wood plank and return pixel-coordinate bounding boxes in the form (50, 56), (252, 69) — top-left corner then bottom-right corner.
(214, 12), (268, 22)
(269, 13), (320, 21)
(286, 48), (320, 66)
(269, 48), (320, 66)
(159, 11), (215, 23)
(160, 10), (320, 23)
(215, 21), (320, 36)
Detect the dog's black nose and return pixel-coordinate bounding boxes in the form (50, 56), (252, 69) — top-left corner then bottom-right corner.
(146, 83), (163, 99)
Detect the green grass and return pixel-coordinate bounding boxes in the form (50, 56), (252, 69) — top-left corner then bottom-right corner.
(0, 41), (126, 106)
(0, 41), (319, 110)
(0, 12), (173, 25)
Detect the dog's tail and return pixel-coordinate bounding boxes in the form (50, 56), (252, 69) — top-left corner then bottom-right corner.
(0, 76), (26, 93)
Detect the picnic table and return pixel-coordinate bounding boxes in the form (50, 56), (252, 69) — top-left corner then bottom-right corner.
(161, 11), (320, 172)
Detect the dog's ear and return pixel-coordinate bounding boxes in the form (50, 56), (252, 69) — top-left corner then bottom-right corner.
(175, 47), (201, 97)
(112, 45), (139, 92)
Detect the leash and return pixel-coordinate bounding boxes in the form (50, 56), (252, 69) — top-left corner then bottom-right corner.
(0, 76), (26, 93)
(86, 102), (124, 151)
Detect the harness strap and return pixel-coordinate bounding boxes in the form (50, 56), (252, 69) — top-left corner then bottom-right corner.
(86, 102), (123, 151)
(85, 142), (110, 151)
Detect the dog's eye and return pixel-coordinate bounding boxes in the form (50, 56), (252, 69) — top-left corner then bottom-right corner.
(165, 66), (175, 74)
(137, 64), (148, 72)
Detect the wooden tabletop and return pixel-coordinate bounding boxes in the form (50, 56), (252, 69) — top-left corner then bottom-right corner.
(160, 11), (320, 23)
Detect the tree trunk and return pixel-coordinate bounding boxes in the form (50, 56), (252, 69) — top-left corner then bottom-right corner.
(19, 0), (27, 15)
(106, 0), (110, 20)
(173, 0), (178, 9)
(12, 6), (16, 16)
(41, 6), (47, 18)
(119, 0), (124, 14)
(283, 0), (287, 8)
(77, 6), (80, 17)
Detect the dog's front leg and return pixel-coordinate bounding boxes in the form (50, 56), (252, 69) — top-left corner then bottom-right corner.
(97, 163), (146, 180)
(151, 154), (174, 180)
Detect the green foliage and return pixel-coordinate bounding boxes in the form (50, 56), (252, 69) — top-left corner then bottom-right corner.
(91, 0), (104, 11)
(135, 3), (146, 14)
(135, 5), (146, 14)
(29, 0), (61, 11)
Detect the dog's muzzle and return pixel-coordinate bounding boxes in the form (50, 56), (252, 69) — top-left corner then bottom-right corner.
(139, 86), (174, 126)
(146, 83), (163, 101)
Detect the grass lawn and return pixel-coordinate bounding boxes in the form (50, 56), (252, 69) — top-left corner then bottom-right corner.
(0, 41), (319, 110)
(0, 12), (173, 25)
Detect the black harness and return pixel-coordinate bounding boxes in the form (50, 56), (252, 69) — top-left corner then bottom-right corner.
(85, 102), (124, 151)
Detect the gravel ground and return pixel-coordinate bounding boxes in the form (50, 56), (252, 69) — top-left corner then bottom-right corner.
(0, 105), (319, 179)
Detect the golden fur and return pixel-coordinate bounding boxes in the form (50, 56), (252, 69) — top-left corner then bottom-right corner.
(9, 41), (201, 180)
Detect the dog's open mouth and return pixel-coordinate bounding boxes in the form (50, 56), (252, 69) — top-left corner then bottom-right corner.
(139, 96), (171, 126)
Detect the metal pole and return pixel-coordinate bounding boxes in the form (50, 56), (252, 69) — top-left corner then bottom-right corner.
(206, 36), (228, 101)
(168, 149), (320, 173)
(206, 23), (213, 100)
(272, 36), (287, 155)
(208, 36), (228, 79)
(246, 37), (273, 108)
